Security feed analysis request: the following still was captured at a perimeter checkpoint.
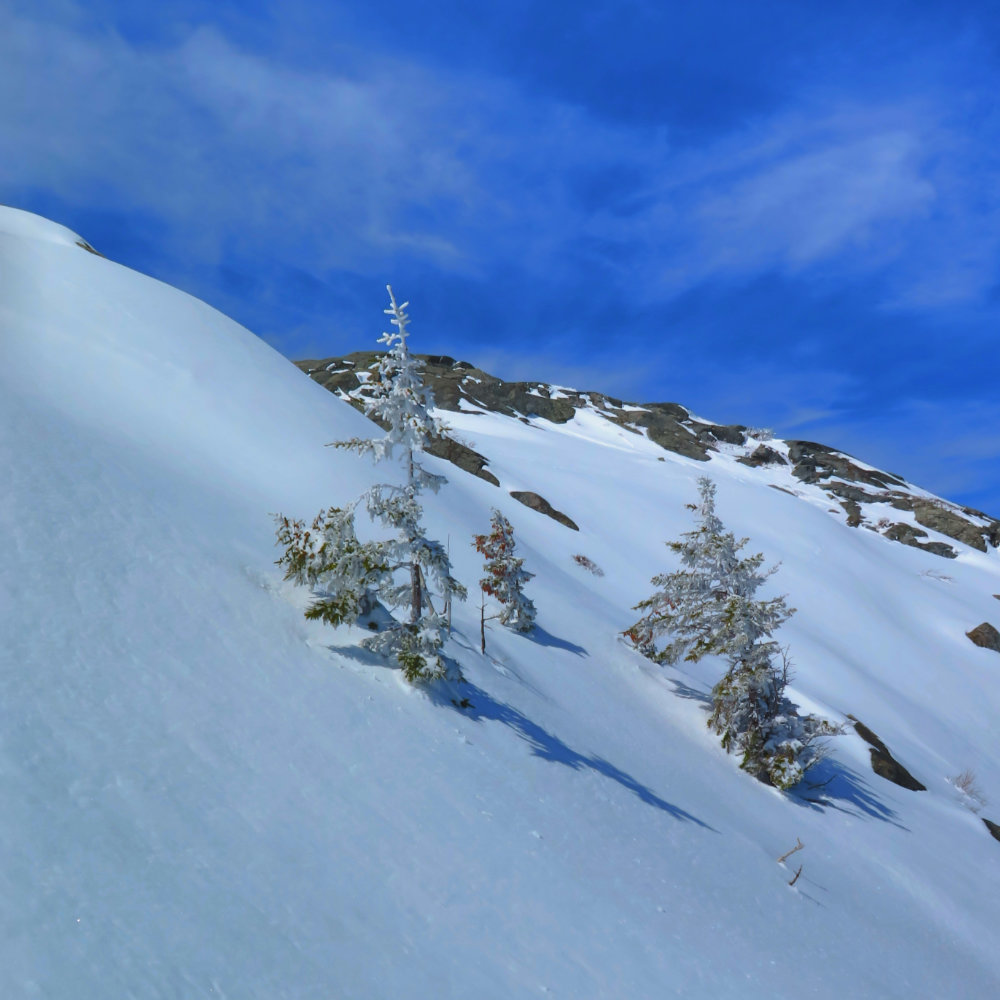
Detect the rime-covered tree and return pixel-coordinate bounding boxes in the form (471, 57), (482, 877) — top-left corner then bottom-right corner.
(274, 505), (389, 626)
(473, 510), (536, 642)
(275, 285), (465, 683)
(626, 477), (750, 664)
(627, 477), (836, 789)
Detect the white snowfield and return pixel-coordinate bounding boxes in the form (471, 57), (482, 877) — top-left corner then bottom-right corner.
(2, 206), (999, 998)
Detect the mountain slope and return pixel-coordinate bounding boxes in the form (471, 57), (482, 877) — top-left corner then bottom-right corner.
(298, 351), (1000, 559)
(3, 206), (1000, 998)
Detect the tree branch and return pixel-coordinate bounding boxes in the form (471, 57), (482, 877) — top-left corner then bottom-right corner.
(776, 838), (804, 864)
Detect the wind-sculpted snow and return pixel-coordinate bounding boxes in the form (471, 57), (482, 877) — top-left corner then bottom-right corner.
(3, 207), (1000, 998)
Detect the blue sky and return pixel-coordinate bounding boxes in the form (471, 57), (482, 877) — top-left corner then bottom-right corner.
(4, 0), (1000, 513)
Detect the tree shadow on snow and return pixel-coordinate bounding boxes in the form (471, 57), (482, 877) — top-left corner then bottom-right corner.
(524, 625), (587, 656)
(324, 641), (389, 670)
(433, 680), (715, 830)
(658, 673), (905, 830)
(661, 674), (714, 708)
(790, 756), (907, 830)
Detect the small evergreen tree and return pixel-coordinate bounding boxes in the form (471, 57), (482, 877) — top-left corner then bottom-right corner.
(627, 477), (836, 789)
(274, 505), (389, 626)
(626, 477), (749, 665)
(275, 285), (465, 683)
(473, 509), (536, 641)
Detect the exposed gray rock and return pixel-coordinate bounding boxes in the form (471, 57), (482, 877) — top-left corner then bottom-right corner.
(882, 522), (957, 559)
(911, 500), (988, 552)
(984, 818), (1000, 842)
(778, 442), (999, 557)
(825, 482), (877, 504)
(509, 491), (579, 531)
(603, 403), (712, 461)
(966, 622), (1000, 653)
(692, 421), (746, 446)
(840, 498), (863, 528)
(737, 445), (787, 468)
(882, 523), (928, 544)
(293, 353), (1000, 562)
(297, 353), (723, 467)
(787, 441), (907, 490)
(881, 494), (991, 553)
(426, 437), (499, 487)
(296, 354), (502, 486)
(848, 716), (926, 791)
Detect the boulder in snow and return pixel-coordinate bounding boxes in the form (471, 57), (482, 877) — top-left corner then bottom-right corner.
(966, 622), (1000, 653)
(849, 717), (927, 792)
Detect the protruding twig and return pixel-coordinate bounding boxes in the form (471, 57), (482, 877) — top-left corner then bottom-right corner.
(777, 838), (804, 864)
(788, 865), (803, 887)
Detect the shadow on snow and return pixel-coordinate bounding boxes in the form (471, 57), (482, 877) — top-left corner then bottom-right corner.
(660, 670), (902, 827)
(790, 756), (906, 828)
(431, 678), (715, 830)
(523, 625), (587, 656)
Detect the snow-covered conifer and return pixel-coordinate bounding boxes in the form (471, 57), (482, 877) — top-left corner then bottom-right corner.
(626, 477), (745, 664)
(275, 286), (465, 683)
(473, 510), (536, 635)
(628, 477), (837, 788)
(274, 506), (389, 626)
(709, 644), (838, 790)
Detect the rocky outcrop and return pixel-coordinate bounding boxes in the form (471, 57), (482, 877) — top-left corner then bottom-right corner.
(984, 818), (1000, 843)
(779, 440), (997, 558)
(966, 622), (1000, 653)
(881, 522), (957, 559)
(611, 404), (712, 462)
(293, 353), (1000, 561)
(909, 500), (989, 552)
(509, 491), (579, 531)
(787, 441), (906, 490)
(737, 445), (787, 468)
(295, 354), (502, 486)
(426, 436), (499, 486)
(848, 717), (926, 792)
(294, 353), (751, 468)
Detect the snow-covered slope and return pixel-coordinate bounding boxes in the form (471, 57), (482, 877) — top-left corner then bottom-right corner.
(3, 207), (1000, 998)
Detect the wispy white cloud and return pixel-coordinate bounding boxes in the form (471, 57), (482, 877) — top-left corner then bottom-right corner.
(590, 100), (1000, 312)
(0, 16), (483, 269)
(3, 2), (1000, 514)
(6, 7), (999, 315)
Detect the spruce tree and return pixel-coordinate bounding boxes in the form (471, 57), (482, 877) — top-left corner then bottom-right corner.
(473, 509), (536, 638)
(628, 477), (836, 789)
(275, 285), (465, 683)
(626, 477), (750, 664)
(274, 505), (389, 626)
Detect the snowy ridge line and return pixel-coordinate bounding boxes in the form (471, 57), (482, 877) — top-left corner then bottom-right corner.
(297, 351), (1000, 559)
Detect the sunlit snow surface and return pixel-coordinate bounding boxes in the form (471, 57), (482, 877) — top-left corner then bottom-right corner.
(2, 208), (999, 998)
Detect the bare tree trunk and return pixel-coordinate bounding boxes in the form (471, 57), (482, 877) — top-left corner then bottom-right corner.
(407, 444), (420, 625)
(480, 589), (486, 654)
(445, 535), (452, 635)
(417, 565), (436, 615)
(411, 561), (421, 625)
